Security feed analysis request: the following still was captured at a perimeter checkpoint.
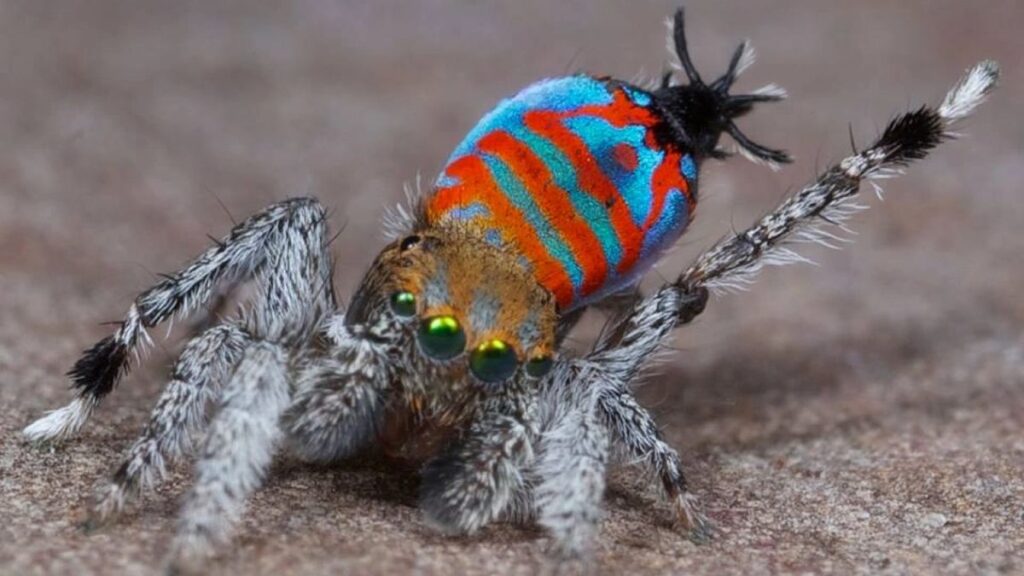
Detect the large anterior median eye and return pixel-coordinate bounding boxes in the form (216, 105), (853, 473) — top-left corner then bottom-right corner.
(470, 339), (518, 383)
(418, 315), (466, 360)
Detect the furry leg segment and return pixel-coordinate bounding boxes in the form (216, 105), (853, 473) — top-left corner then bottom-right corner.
(598, 390), (709, 541)
(284, 318), (398, 463)
(681, 61), (999, 294)
(166, 341), (290, 571)
(558, 286), (711, 542)
(571, 63), (1000, 547)
(24, 197), (332, 443)
(89, 324), (250, 525)
(419, 381), (537, 534)
(534, 374), (610, 558)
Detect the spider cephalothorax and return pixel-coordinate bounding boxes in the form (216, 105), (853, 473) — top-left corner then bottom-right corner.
(356, 223), (558, 385)
(21, 6), (997, 572)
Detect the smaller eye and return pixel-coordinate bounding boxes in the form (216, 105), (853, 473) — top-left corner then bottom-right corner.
(400, 235), (421, 251)
(418, 315), (466, 360)
(470, 339), (518, 383)
(390, 291), (417, 317)
(525, 355), (554, 379)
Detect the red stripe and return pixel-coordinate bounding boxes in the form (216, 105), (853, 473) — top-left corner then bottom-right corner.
(476, 130), (608, 296)
(428, 156), (576, 307)
(645, 150), (693, 230)
(568, 89), (659, 127)
(524, 109), (647, 275)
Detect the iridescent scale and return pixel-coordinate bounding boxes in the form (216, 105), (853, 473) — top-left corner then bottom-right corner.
(427, 76), (698, 310)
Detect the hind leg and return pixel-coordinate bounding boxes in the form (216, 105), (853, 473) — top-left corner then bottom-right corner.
(598, 390), (710, 540)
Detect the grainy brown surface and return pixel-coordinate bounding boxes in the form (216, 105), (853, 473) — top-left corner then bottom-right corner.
(1, 2), (1022, 575)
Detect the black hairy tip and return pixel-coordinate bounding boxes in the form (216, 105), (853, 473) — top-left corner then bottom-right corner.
(67, 335), (130, 399)
(876, 106), (945, 166)
(651, 6), (788, 165)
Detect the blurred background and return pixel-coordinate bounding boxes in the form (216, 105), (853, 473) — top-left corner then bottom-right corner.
(1, 1), (1021, 574)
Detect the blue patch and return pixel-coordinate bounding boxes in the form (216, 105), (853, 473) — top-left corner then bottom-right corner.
(447, 202), (489, 222)
(640, 189), (689, 260)
(484, 229), (503, 246)
(448, 76), (613, 162)
(680, 154), (697, 182)
(562, 115), (663, 228)
(623, 86), (652, 106)
(435, 172), (459, 188)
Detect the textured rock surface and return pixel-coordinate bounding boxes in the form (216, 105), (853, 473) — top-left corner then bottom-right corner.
(1, 1), (1021, 574)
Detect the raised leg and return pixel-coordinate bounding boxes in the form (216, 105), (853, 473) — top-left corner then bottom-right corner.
(23, 197), (334, 443)
(90, 323), (250, 524)
(167, 341), (290, 572)
(418, 381), (537, 534)
(549, 61), (1000, 552)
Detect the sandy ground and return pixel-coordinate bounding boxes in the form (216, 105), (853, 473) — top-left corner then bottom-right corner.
(1, 1), (1022, 574)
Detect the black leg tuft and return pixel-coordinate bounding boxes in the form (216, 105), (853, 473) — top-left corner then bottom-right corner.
(67, 335), (131, 399)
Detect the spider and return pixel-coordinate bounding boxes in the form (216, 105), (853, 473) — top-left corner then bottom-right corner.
(22, 7), (998, 572)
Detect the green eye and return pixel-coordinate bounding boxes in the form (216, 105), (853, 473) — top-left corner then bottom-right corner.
(525, 355), (554, 379)
(470, 339), (518, 383)
(418, 315), (466, 360)
(390, 291), (417, 317)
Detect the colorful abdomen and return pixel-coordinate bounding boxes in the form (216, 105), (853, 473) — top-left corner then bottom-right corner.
(427, 76), (698, 311)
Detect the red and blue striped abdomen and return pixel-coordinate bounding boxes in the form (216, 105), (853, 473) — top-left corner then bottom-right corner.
(427, 76), (698, 311)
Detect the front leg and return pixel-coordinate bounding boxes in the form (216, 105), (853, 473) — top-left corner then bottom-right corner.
(284, 317), (399, 463)
(419, 380), (537, 534)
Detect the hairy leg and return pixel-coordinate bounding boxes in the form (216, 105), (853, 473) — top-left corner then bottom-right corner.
(419, 381), (538, 534)
(597, 390), (709, 540)
(284, 317), (400, 463)
(24, 197), (334, 443)
(564, 61), (1000, 548)
(534, 374), (609, 558)
(167, 342), (290, 572)
(89, 323), (250, 524)
(529, 286), (707, 553)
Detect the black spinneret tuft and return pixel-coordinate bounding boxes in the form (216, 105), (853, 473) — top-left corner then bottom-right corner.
(651, 7), (791, 165)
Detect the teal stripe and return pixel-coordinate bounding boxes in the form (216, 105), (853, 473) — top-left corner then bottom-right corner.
(479, 151), (584, 293)
(562, 116), (662, 228)
(506, 123), (624, 273)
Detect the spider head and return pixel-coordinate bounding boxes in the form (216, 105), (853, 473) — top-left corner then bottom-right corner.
(353, 223), (558, 385)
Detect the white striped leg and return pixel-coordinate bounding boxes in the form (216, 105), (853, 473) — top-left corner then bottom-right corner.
(88, 324), (249, 525)
(167, 194), (337, 568)
(23, 197), (333, 443)
(535, 379), (610, 558)
(598, 389), (709, 541)
(166, 342), (291, 572)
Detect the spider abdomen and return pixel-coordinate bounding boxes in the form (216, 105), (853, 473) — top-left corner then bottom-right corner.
(427, 75), (698, 311)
